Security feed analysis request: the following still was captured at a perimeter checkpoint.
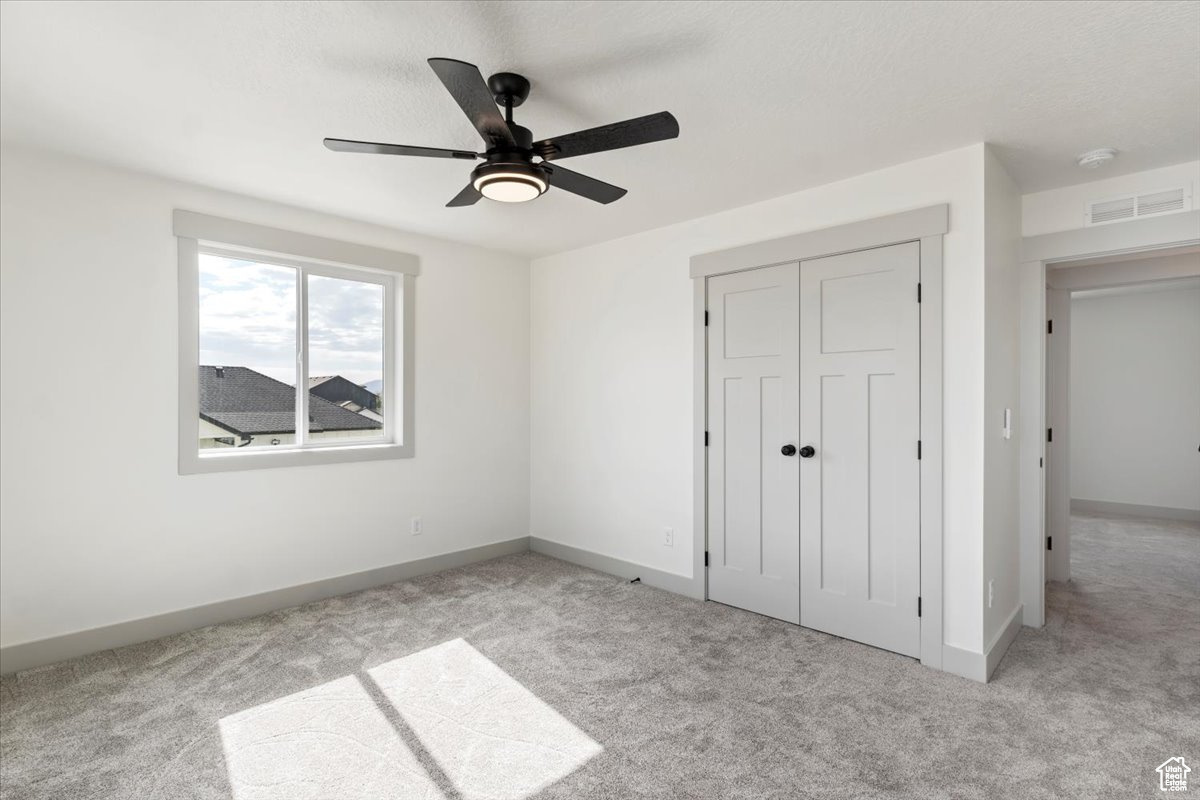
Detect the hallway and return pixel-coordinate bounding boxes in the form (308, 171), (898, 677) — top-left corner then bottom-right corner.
(1069, 511), (1200, 599)
(993, 511), (1200, 795)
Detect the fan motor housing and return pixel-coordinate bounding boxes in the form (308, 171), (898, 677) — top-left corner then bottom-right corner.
(501, 124), (534, 152)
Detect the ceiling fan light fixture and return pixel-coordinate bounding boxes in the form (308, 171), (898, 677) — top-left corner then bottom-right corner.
(472, 163), (547, 203)
(325, 58), (679, 208)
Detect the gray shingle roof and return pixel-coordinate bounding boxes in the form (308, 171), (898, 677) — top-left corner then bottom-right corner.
(200, 366), (382, 435)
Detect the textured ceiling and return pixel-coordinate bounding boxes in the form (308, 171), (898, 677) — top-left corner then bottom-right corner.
(2, 0), (1197, 257)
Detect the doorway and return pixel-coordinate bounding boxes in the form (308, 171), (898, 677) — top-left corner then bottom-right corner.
(1018, 230), (1200, 628)
(1046, 255), (1200, 587)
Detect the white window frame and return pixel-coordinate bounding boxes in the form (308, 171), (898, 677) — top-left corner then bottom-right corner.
(175, 210), (417, 474)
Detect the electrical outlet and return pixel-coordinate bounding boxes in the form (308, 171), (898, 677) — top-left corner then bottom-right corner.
(663, 527), (674, 547)
(411, 517), (422, 536)
(987, 579), (994, 608)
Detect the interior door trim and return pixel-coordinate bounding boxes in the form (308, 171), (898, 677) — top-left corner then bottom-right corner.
(690, 206), (946, 671)
(690, 204), (948, 278)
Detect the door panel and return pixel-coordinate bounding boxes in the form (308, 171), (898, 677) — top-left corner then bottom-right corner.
(1045, 288), (1072, 581)
(799, 242), (921, 657)
(707, 264), (800, 623)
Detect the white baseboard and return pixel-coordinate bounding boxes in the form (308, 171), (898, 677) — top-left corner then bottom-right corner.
(536, 536), (1025, 684)
(1071, 498), (1200, 523)
(941, 604), (1023, 684)
(985, 604), (1024, 680)
(529, 537), (699, 599)
(0, 537), (530, 675)
(5, 532), (1023, 687)
(941, 644), (987, 683)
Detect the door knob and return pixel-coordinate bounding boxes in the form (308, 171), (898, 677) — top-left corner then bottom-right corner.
(798, 445), (816, 458)
(780, 444), (797, 456)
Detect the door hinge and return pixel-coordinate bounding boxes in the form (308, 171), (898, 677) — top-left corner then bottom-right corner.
(1047, 319), (1053, 334)
(704, 431), (709, 447)
(704, 551), (710, 567)
(917, 440), (922, 460)
(1047, 428), (1053, 443)
(1047, 536), (1053, 551)
(917, 282), (922, 303)
(704, 310), (709, 326)
(917, 596), (922, 617)
(1039, 457), (1043, 468)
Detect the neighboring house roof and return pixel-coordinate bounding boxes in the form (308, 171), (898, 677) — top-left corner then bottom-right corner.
(308, 373), (382, 415)
(338, 400), (384, 422)
(199, 366), (382, 435)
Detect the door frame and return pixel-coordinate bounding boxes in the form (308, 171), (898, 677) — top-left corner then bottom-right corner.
(1017, 210), (1200, 628)
(690, 205), (948, 669)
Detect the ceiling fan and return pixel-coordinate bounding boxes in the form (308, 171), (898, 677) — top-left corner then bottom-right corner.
(324, 58), (679, 207)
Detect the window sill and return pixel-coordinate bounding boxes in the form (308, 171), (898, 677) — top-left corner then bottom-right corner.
(179, 441), (412, 475)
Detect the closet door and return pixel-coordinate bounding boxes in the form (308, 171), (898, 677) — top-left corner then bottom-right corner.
(798, 242), (921, 657)
(706, 263), (801, 623)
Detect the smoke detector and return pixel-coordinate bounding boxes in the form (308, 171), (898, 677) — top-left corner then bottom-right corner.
(1077, 148), (1117, 169)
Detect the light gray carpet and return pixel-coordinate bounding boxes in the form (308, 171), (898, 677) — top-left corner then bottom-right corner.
(1070, 509), (1200, 600)
(2, 514), (1198, 799)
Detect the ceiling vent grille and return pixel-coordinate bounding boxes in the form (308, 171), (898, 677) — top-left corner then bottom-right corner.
(1086, 186), (1191, 226)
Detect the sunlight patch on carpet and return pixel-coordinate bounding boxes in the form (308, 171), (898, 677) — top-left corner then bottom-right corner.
(368, 638), (603, 800)
(218, 639), (601, 800)
(219, 674), (444, 800)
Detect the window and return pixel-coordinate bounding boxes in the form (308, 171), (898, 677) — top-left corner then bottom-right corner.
(176, 211), (417, 473)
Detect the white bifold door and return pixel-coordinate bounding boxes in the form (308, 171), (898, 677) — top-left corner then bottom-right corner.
(707, 264), (801, 623)
(706, 242), (921, 658)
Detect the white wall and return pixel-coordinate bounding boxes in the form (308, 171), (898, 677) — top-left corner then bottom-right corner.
(1069, 285), (1200, 512)
(532, 144), (991, 653)
(1047, 251), (1200, 291)
(0, 145), (531, 647)
(981, 148), (1023, 647)
(1022, 161), (1200, 237)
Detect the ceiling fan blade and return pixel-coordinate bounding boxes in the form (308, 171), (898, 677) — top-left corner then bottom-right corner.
(427, 58), (516, 149)
(446, 184), (483, 207)
(542, 164), (627, 204)
(534, 111), (679, 161)
(324, 138), (478, 160)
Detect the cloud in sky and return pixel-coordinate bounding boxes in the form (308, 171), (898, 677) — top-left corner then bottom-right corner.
(308, 274), (384, 384)
(199, 255), (383, 387)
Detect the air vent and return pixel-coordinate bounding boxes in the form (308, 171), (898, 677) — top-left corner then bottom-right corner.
(1086, 186), (1191, 226)
(1088, 196), (1135, 225)
(1137, 188), (1187, 216)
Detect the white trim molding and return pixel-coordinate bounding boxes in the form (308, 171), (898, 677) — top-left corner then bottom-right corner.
(918, 234), (945, 670)
(530, 537), (700, 599)
(172, 210), (420, 275)
(1020, 210), (1200, 264)
(690, 204), (948, 278)
(1071, 499), (1200, 523)
(941, 604), (1023, 684)
(689, 205), (947, 673)
(0, 537), (528, 675)
(175, 211), (418, 474)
